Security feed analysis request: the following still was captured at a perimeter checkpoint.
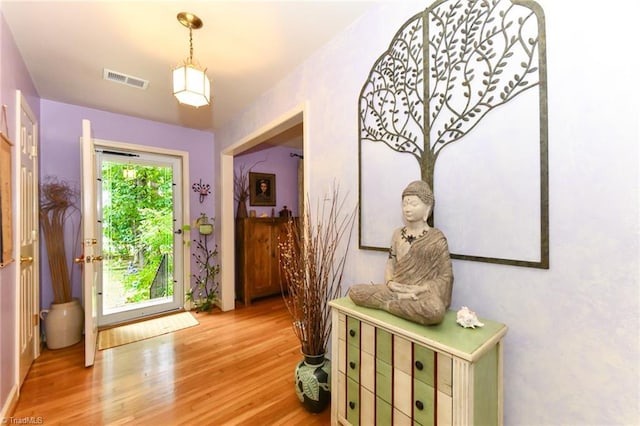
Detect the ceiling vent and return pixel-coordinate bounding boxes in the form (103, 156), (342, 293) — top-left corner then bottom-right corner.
(103, 68), (149, 90)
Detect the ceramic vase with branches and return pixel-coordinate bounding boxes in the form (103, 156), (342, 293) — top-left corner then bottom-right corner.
(279, 184), (357, 412)
(39, 178), (83, 349)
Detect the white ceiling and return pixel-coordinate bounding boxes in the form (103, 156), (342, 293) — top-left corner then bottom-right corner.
(2, 1), (375, 134)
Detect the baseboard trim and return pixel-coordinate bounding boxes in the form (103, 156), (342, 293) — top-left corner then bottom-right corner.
(0, 383), (19, 421)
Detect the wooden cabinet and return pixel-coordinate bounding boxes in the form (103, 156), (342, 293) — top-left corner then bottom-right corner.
(329, 297), (508, 426)
(235, 217), (292, 305)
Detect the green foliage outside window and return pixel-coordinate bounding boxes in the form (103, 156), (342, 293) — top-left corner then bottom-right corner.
(101, 162), (174, 303)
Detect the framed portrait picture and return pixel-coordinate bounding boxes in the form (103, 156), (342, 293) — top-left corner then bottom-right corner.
(249, 172), (276, 206)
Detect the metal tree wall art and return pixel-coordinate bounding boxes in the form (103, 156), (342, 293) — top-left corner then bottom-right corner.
(359, 0), (548, 268)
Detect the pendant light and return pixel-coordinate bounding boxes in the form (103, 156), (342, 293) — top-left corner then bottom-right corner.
(173, 12), (211, 107)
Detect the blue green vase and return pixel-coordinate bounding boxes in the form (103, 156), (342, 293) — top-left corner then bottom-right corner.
(294, 353), (331, 413)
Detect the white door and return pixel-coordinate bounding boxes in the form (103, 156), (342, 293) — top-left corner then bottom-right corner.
(95, 148), (184, 326)
(17, 90), (39, 385)
(81, 119), (99, 367)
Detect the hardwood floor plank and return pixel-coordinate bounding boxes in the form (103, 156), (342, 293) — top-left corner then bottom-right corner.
(12, 296), (331, 425)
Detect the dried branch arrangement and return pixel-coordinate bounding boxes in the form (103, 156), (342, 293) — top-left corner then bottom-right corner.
(40, 179), (79, 304)
(233, 164), (249, 203)
(234, 159), (266, 202)
(279, 185), (357, 356)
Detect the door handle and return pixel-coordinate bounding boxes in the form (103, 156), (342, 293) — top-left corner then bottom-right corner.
(20, 256), (33, 264)
(74, 255), (103, 263)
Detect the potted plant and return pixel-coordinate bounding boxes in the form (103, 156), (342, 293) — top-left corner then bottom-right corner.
(278, 185), (357, 413)
(39, 178), (83, 349)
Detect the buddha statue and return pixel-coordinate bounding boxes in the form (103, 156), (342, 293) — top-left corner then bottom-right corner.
(349, 180), (453, 325)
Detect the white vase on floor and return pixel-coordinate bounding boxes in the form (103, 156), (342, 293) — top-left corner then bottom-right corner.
(40, 298), (84, 349)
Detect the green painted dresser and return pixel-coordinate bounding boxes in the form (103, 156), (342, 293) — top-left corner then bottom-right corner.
(329, 297), (508, 426)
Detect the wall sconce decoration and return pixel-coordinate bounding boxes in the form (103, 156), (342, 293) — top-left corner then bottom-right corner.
(192, 179), (211, 203)
(195, 213), (213, 235)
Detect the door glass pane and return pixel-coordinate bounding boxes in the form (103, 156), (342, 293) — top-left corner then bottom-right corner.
(100, 159), (174, 315)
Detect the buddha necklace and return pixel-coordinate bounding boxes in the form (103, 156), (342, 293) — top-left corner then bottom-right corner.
(400, 227), (428, 244)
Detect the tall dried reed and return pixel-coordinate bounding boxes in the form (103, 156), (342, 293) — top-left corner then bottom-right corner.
(279, 185), (357, 356)
(40, 179), (79, 304)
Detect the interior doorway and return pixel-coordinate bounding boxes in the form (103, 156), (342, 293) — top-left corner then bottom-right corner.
(219, 106), (306, 311)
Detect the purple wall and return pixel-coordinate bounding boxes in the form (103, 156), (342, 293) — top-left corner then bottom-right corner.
(1, 11), (215, 412)
(0, 10), (40, 414)
(39, 100), (215, 311)
(235, 145), (303, 218)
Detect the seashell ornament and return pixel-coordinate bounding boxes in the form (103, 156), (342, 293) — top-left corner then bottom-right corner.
(456, 306), (485, 329)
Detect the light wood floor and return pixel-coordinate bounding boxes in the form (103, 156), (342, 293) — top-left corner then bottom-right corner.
(12, 296), (332, 425)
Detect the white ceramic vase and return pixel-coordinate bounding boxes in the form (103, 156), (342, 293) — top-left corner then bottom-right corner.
(40, 298), (84, 350)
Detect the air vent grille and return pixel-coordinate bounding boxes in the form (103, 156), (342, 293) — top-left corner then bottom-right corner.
(103, 68), (149, 90)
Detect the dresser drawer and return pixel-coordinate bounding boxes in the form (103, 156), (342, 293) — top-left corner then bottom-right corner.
(376, 358), (392, 404)
(361, 322), (375, 355)
(346, 316), (360, 347)
(361, 350), (375, 392)
(360, 387), (375, 425)
(413, 344), (435, 386)
(413, 378), (435, 426)
(377, 327), (392, 364)
(346, 377), (360, 425)
(346, 343), (360, 382)
(393, 407), (412, 426)
(393, 367), (412, 417)
(376, 396), (392, 424)
(394, 335), (412, 375)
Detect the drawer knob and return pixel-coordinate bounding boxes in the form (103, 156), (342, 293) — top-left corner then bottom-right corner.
(349, 401), (356, 410)
(349, 361), (356, 369)
(349, 329), (356, 337)
(415, 360), (424, 370)
(415, 400), (424, 410)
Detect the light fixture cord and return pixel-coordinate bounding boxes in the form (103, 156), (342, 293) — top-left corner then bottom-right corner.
(189, 27), (194, 62)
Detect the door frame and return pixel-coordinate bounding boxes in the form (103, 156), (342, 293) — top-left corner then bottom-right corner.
(219, 103), (307, 311)
(92, 138), (191, 324)
(81, 119), (98, 366)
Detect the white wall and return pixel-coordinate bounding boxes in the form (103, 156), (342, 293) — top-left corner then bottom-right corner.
(215, 1), (640, 424)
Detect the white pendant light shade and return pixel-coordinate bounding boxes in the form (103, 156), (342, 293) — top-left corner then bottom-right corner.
(173, 12), (211, 108)
(173, 62), (211, 107)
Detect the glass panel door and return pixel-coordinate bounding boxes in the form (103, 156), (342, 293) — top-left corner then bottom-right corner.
(96, 149), (183, 326)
